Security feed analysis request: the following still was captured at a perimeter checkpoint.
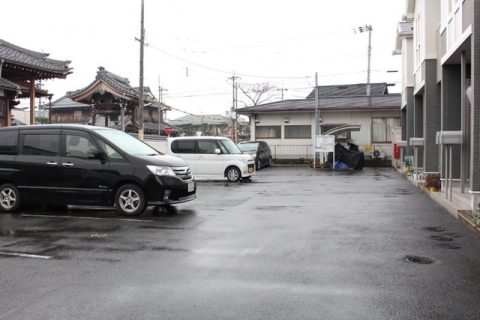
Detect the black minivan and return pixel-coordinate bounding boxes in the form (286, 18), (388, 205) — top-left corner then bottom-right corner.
(0, 125), (196, 216)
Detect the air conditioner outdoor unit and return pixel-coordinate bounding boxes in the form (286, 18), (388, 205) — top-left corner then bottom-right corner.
(373, 149), (386, 159)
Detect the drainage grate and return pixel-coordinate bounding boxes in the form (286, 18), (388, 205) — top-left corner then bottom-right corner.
(430, 235), (454, 241)
(405, 255), (434, 264)
(439, 244), (463, 249)
(423, 227), (446, 232)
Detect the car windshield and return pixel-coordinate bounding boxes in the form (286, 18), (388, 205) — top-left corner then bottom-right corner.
(237, 143), (259, 152)
(94, 129), (160, 155)
(218, 139), (242, 154)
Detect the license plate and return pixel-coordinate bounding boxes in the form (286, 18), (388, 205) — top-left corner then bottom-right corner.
(188, 182), (195, 192)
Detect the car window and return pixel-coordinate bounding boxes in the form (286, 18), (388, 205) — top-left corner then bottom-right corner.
(198, 140), (217, 154)
(238, 143), (259, 152)
(218, 139), (242, 154)
(0, 130), (17, 155)
(94, 129), (160, 155)
(66, 135), (100, 159)
(172, 140), (196, 153)
(96, 138), (123, 159)
(22, 134), (59, 156)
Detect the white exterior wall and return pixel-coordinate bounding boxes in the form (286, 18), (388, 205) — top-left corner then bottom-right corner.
(413, 0), (440, 92)
(251, 109), (400, 160)
(402, 37), (415, 107)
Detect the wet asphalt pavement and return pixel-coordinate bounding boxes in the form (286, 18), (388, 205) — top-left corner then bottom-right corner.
(1, 167), (480, 319)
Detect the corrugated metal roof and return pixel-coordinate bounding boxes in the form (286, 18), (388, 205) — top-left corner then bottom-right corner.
(237, 94), (401, 114)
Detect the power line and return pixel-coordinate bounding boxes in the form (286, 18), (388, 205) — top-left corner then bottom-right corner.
(146, 43), (309, 80)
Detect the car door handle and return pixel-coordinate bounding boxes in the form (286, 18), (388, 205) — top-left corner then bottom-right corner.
(46, 161), (58, 166)
(62, 162), (74, 167)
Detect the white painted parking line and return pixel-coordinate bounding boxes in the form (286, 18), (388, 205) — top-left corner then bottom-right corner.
(19, 214), (156, 223)
(0, 251), (51, 259)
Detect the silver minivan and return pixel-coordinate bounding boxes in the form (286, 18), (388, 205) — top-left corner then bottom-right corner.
(167, 136), (255, 182)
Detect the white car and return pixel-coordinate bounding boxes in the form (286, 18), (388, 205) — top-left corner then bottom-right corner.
(167, 136), (255, 182)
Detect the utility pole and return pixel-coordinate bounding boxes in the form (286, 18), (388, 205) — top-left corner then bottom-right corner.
(277, 86), (288, 100)
(315, 72), (320, 135)
(158, 86), (168, 103)
(354, 25), (373, 95)
(228, 73), (240, 143)
(138, 0), (145, 140)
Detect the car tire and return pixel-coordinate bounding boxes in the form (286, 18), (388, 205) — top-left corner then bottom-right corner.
(0, 183), (20, 213)
(226, 167), (241, 182)
(268, 157), (272, 167)
(115, 184), (147, 216)
(256, 159), (262, 171)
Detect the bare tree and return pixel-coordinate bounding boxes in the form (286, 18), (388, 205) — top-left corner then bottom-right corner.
(238, 82), (279, 107)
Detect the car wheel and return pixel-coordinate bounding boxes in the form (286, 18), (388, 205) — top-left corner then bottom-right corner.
(0, 183), (20, 213)
(268, 157), (272, 167)
(256, 159), (262, 171)
(115, 184), (147, 216)
(226, 167), (241, 182)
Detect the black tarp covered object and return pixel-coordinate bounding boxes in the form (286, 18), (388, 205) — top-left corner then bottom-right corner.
(328, 143), (364, 170)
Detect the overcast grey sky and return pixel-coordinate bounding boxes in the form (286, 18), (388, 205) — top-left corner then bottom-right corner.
(2, 0), (406, 119)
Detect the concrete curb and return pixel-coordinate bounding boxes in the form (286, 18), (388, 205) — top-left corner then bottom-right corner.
(396, 167), (479, 237)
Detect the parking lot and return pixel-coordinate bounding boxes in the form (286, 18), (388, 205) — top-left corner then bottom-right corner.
(2, 167), (480, 319)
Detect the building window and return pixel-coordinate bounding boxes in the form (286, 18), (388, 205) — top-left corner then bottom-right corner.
(372, 117), (401, 143)
(74, 110), (82, 117)
(256, 126), (281, 139)
(285, 125), (311, 139)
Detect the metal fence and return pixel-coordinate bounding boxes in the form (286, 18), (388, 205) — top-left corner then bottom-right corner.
(269, 143), (394, 164)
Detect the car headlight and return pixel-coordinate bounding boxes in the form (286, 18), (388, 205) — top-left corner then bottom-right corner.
(147, 165), (176, 176)
(237, 157), (250, 162)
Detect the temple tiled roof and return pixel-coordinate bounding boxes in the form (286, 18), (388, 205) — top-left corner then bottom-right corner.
(306, 83), (391, 98)
(0, 78), (23, 92)
(51, 96), (91, 109)
(0, 38), (72, 76)
(66, 67), (138, 100)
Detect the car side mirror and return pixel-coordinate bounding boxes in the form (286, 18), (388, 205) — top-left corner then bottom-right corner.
(88, 151), (105, 161)
(215, 148), (221, 154)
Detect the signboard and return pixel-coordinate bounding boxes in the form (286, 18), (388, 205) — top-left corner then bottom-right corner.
(315, 135), (335, 152)
(165, 127), (173, 135)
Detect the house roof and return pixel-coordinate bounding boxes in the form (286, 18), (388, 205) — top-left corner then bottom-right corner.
(0, 38), (72, 80)
(306, 83), (391, 98)
(169, 114), (232, 126)
(236, 94), (401, 114)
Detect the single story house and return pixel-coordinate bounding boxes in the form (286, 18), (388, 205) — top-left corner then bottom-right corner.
(236, 83), (402, 164)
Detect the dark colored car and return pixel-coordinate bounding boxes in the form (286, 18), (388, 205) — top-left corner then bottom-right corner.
(0, 125), (196, 216)
(237, 141), (272, 170)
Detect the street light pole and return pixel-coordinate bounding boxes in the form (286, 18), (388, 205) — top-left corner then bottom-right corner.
(138, 0), (145, 140)
(355, 25), (373, 96)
